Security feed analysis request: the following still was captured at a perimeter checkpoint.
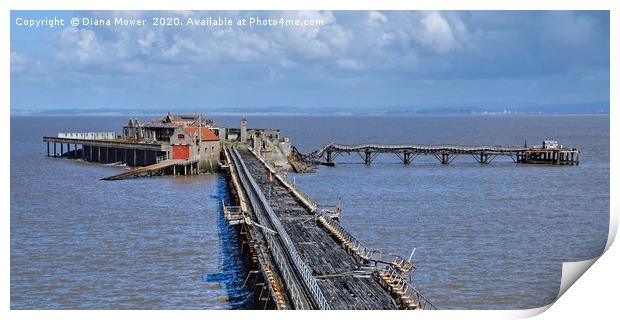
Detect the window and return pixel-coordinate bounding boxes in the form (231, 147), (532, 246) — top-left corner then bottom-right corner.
(177, 134), (185, 139)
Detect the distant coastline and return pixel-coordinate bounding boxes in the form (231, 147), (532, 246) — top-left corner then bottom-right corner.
(9, 103), (610, 117)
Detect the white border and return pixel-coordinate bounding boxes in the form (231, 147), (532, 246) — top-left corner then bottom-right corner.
(3, 1), (617, 320)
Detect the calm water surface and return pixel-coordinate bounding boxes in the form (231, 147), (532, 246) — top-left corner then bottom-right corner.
(11, 115), (609, 309)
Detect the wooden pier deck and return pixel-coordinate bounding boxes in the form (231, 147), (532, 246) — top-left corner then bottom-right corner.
(225, 147), (435, 310)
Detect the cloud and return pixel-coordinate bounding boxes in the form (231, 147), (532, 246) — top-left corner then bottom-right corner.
(10, 11), (609, 110)
(416, 11), (468, 54)
(13, 11), (608, 80)
(541, 11), (598, 48)
(10, 50), (28, 72)
(55, 28), (105, 64)
(337, 58), (364, 70)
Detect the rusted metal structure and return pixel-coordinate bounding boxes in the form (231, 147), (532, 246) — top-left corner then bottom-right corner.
(303, 142), (580, 166)
(223, 146), (435, 310)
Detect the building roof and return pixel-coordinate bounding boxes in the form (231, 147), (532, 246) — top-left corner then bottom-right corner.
(184, 127), (220, 141)
(166, 112), (215, 126)
(143, 121), (177, 128)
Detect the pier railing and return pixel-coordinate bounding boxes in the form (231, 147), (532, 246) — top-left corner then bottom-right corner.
(316, 213), (414, 274)
(288, 184), (319, 212)
(156, 154), (168, 163)
(58, 132), (116, 140)
(378, 265), (437, 310)
(249, 148), (319, 212)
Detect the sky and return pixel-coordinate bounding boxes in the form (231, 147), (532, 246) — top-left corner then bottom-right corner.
(10, 10), (610, 112)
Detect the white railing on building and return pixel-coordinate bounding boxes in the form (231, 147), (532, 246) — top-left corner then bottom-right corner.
(57, 132), (116, 140)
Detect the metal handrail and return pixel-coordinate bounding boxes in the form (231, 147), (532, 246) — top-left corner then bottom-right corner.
(250, 149), (319, 213)
(316, 213), (414, 274)
(379, 265), (437, 310)
(156, 154), (168, 163)
(289, 184), (318, 211)
(230, 148), (308, 308)
(231, 148), (331, 310)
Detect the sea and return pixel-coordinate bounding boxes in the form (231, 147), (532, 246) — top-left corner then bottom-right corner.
(10, 114), (609, 310)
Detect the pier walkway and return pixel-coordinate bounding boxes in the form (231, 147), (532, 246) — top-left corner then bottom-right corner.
(225, 147), (435, 310)
(301, 143), (580, 166)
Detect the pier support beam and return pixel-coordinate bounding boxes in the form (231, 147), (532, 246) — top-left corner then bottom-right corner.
(133, 149), (137, 167)
(326, 151), (334, 164)
(474, 152), (492, 164)
(435, 153), (456, 165)
(356, 150), (378, 165)
(441, 153), (449, 164)
(60, 143), (64, 157)
(395, 151), (416, 165)
(47, 142), (50, 157)
(53, 143), (57, 157)
(404, 152), (411, 165)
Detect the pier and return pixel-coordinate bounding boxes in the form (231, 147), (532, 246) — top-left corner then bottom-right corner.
(43, 136), (168, 167)
(223, 146), (435, 310)
(41, 115), (580, 309)
(303, 141), (580, 166)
